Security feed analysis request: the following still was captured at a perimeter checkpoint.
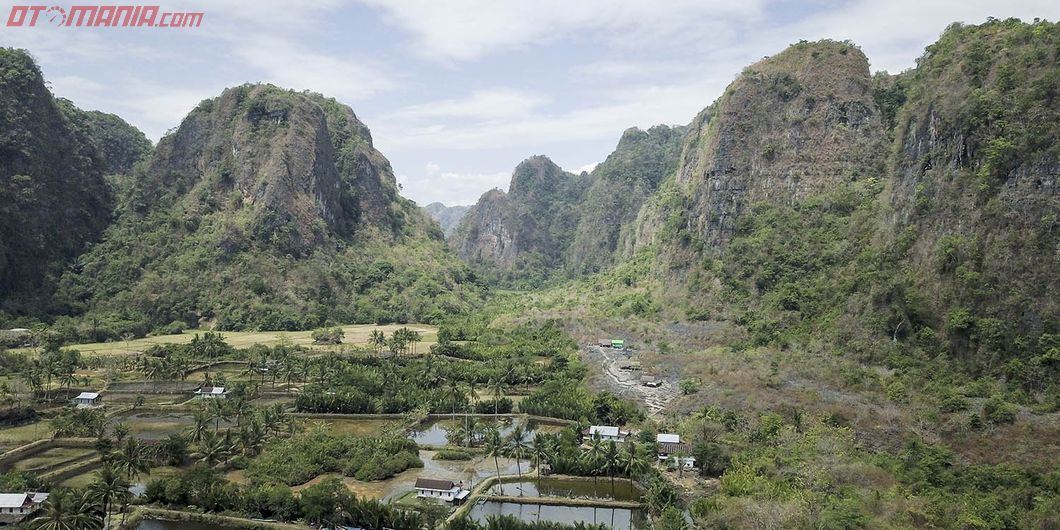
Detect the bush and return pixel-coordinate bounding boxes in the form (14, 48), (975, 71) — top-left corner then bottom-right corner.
(982, 396), (1017, 424)
(434, 449), (473, 461)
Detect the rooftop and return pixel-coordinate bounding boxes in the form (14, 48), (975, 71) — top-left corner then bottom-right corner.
(657, 433), (680, 444)
(74, 392), (100, 400)
(415, 478), (457, 491)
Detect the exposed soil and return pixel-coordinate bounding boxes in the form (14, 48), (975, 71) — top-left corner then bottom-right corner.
(582, 345), (679, 417)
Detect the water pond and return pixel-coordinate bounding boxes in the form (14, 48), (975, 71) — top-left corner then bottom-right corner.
(468, 501), (648, 530)
(408, 417), (566, 446)
(490, 477), (641, 501)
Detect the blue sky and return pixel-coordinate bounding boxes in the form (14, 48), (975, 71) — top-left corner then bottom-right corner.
(3, 0), (1057, 205)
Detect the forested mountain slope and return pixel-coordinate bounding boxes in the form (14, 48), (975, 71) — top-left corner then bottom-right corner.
(48, 84), (483, 340)
(0, 49), (117, 315)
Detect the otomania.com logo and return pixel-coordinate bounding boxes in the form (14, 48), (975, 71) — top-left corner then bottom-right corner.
(7, 5), (203, 27)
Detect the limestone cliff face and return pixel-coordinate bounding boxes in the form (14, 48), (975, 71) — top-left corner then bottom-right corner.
(571, 125), (686, 275)
(138, 84), (410, 254)
(668, 40), (887, 251)
(451, 155), (588, 278)
(886, 20), (1060, 338)
(0, 49), (113, 312)
(450, 189), (517, 266)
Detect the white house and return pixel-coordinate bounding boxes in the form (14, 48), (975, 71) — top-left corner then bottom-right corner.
(194, 386), (227, 399)
(414, 478), (469, 503)
(582, 425), (630, 443)
(656, 434), (695, 469)
(0, 492), (48, 524)
(72, 392), (102, 408)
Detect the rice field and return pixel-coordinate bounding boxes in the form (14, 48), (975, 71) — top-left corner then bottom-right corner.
(15, 324), (438, 357)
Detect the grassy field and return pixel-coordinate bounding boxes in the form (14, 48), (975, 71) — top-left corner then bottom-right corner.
(15, 323), (438, 357)
(0, 421), (54, 448)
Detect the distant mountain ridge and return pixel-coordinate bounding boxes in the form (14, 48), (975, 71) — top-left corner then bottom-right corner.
(423, 202), (470, 237)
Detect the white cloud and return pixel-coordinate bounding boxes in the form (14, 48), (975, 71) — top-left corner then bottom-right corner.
(392, 88), (547, 120)
(357, 0), (766, 61)
(227, 36), (398, 102)
(398, 162), (510, 205)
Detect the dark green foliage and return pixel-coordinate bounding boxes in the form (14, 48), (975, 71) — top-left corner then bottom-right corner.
(0, 48), (112, 314)
(245, 430), (422, 485)
(55, 97), (152, 175)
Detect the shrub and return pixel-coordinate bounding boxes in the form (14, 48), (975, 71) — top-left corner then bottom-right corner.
(434, 450), (473, 461)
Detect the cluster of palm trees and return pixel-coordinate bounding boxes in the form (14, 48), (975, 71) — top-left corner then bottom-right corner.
(369, 327), (423, 355)
(477, 427), (653, 499)
(185, 400), (292, 466)
(17, 349), (85, 400)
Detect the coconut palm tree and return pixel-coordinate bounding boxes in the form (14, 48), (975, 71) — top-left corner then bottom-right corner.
(189, 405), (210, 443)
(603, 440), (621, 497)
(369, 329), (386, 355)
(191, 430), (230, 466)
(582, 434), (605, 493)
(208, 397), (230, 431)
(529, 433), (554, 479)
(506, 425), (530, 491)
(621, 441), (649, 490)
(115, 437), (151, 481)
(487, 377), (506, 415)
(483, 426), (506, 495)
(29, 489), (102, 530)
(89, 463), (130, 526)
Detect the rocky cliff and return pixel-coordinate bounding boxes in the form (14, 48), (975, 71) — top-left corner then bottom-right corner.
(452, 127), (685, 284)
(0, 49), (113, 314)
(450, 155), (589, 285)
(55, 84), (481, 337)
(668, 40), (887, 252)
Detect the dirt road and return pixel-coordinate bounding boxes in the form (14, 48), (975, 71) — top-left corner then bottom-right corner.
(583, 345), (679, 417)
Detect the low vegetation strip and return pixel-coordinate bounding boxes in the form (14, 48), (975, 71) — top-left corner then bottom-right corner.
(38, 455), (102, 482)
(0, 437), (95, 468)
(122, 507), (312, 530)
(488, 495), (642, 509)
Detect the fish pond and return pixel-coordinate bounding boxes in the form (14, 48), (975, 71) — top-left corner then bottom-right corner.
(408, 417), (567, 446)
(489, 477), (641, 501)
(468, 501), (648, 530)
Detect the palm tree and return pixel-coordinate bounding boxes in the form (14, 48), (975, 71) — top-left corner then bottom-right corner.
(506, 425), (530, 491)
(190, 405), (210, 443)
(529, 433), (554, 479)
(191, 430), (230, 466)
(89, 463), (130, 526)
(582, 434), (605, 493)
(112, 422), (130, 444)
(621, 441), (649, 490)
(208, 398), (230, 431)
(487, 378), (506, 415)
(369, 330), (386, 355)
(603, 441), (621, 497)
(483, 426), (506, 495)
(29, 489), (102, 530)
(115, 437), (151, 481)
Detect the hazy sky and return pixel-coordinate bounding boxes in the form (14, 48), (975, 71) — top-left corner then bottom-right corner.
(3, 1), (1057, 205)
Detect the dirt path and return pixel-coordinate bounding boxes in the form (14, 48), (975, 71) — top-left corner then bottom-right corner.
(583, 345), (679, 417)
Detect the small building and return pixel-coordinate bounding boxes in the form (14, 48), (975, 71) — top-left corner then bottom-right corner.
(611, 339), (625, 350)
(640, 376), (662, 388)
(194, 386), (227, 399)
(598, 339), (612, 348)
(581, 425), (630, 443)
(656, 433), (681, 460)
(72, 392), (102, 408)
(656, 435), (696, 469)
(0, 492), (48, 524)
(414, 478), (469, 503)
(619, 361), (642, 371)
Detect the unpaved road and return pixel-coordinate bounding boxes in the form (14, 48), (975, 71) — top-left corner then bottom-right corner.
(583, 345), (679, 417)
